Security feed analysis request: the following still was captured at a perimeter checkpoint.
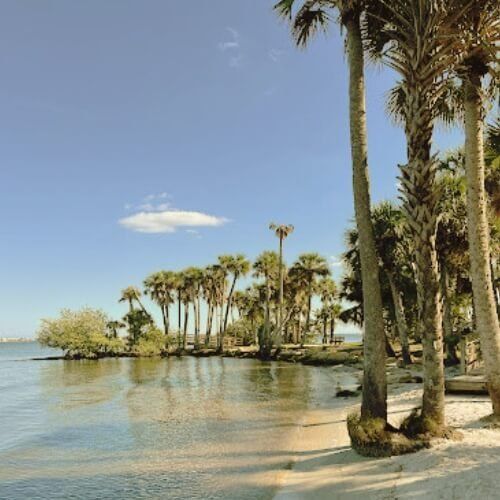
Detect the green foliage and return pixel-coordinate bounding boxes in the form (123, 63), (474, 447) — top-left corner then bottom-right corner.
(225, 319), (255, 346)
(131, 326), (166, 357)
(38, 308), (124, 359)
(124, 309), (153, 345)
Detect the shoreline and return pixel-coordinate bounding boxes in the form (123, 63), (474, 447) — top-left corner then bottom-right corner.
(274, 384), (499, 499)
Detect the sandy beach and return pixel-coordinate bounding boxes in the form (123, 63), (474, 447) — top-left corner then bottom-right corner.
(275, 379), (500, 500)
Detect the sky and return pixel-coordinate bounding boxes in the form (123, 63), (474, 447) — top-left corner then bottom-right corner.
(0, 0), (463, 337)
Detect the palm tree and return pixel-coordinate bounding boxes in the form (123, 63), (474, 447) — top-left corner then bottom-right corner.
(119, 286), (148, 315)
(202, 266), (218, 347)
(253, 251), (280, 357)
(275, 0), (388, 421)
(318, 276), (337, 306)
(436, 158), (470, 364)
(366, 0), (472, 432)
(222, 255), (251, 334)
(290, 253), (330, 341)
(269, 223), (294, 347)
(456, 1), (500, 415)
(106, 320), (125, 339)
(182, 267), (204, 348)
(371, 202), (412, 365)
(315, 305), (330, 344)
(328, 303), (343, 343)
(144, 271), (175, 336)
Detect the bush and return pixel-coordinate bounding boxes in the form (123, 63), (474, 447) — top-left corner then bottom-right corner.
(38, 308), (125, 359)
(225, 319), (255, 346)
(131, 326), (166, 357)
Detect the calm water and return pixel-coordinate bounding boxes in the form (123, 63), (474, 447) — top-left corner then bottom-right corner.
(0, 342), (356, 499)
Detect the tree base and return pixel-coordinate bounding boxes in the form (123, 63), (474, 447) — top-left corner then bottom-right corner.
(347, 413), (429, 458)
(480, 414), (500, 429)
(400, 408), (463, 440)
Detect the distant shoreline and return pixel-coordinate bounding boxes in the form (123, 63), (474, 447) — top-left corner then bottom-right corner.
(0, 338), (34, 343)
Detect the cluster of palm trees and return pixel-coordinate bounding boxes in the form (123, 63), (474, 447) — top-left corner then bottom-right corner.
(119, 238), (344, 358)
(275, 0), (500, 439)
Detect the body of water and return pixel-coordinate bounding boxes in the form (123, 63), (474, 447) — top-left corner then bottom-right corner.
(0, 342), (357, 499)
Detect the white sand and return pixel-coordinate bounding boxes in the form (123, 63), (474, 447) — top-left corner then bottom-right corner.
(274, 384), (500, 500)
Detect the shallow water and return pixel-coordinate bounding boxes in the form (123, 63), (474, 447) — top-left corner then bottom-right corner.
(0, 342), (356, 499)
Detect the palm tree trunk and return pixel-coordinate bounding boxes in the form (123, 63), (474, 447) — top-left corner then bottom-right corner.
(330, 318), (335, 344)
(441, 267), (459, 365)
(161, 305), (168, 336)
(197, 293), (202, 339)
(277, 236), (284, 349)
(165, 304), (170, 335)
(183, 304), (189, 350)
(223, 275), (238, 332)
(322, 320), (327, 344)
(388, 273), (411, 365)
(193, 300), (199, 347)
(206, 302), (214, 347)
(400, 82), (444, 430)
(177, 292), (182, 348)
(305, 281), (312, 335)
(463, 72), (500, 415)
(345, 15), (387, 421)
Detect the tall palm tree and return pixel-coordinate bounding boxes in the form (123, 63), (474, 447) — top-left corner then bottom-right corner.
(456, 0), (500, 415)
(366, 0), (471, 432)
(269, 223), (294, 347)
(172, 272), (185, 348)
(290, 253), (330, 340)
(144, 271), (175, 336)
(183, 267), (204, 348)
(275, 0), (388, 421)
(253, 251), (280, 357)
(202, 266), (219, 347)
(222, 254), (251, 334)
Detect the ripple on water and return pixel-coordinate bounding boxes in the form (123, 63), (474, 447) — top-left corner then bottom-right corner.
(0, 347), (356, 499)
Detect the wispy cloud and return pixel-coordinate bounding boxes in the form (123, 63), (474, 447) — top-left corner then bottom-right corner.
(119, 194), (228, 234)
(330, 256), (344, 268)
(120, 210), (228, 234)
(268, 48), (284, 62)
(218, 27), (243, 68)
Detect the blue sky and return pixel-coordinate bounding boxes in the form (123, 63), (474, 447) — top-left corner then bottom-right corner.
(0, 0), (463, 337)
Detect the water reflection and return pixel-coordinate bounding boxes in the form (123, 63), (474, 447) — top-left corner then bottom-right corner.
(0, 353), (357, 500)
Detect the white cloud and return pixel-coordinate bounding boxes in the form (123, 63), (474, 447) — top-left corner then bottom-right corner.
(218, 27), (243, 68)
(330, 256), (344, 268)
(269, 48), (284, 62)
(119, 210), (228, 234)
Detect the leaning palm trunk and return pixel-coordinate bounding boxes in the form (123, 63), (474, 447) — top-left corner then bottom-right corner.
(182, 305), (189, 350)
(388, 273), (411, 365)
(400, 84), (445, 429)
(346, 15), (387, 421)
(463, 72), (500, 415)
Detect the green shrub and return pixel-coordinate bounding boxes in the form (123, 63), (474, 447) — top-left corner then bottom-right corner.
(131, 326), (166, 357)
(38, 308), (125, 359)
(225, 319), (255, 345)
